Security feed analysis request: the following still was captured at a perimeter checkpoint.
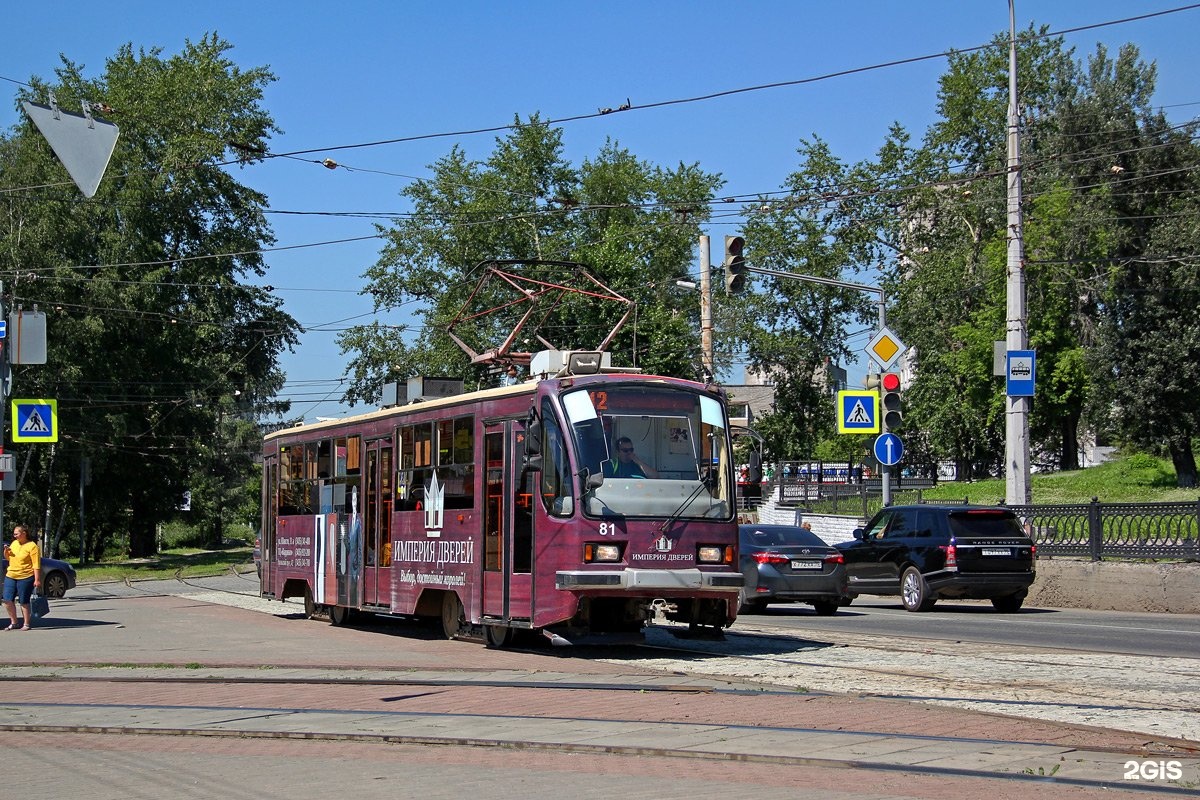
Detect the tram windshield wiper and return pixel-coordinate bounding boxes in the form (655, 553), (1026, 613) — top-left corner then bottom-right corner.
(658, 480), (710, 533)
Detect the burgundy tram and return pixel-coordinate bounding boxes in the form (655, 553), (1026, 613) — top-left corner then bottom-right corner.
(259, 350), (742, 646)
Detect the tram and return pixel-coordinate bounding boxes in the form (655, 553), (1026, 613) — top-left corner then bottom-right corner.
(259, 349), (742, 646)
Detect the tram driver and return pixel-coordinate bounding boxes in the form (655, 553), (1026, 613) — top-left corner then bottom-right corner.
(603, 436), (658, 479)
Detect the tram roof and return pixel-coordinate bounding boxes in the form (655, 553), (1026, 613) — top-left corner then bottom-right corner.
(264, 372), (711, 442)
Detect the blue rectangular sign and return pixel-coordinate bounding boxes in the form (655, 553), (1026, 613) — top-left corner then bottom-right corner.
(1006, 350), (1036, 397)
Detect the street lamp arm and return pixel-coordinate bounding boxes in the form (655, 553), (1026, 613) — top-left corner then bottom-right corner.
(745, 266), (882, 302)
(744, 265), (887, 328)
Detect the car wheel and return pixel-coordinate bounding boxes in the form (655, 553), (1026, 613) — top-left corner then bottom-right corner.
(811, 600), (839, 616)
(991, 592), (1026, 613)
(900, 567), (936, 612)
(736, 588), (765, 614)
(43, 571), (69, 599)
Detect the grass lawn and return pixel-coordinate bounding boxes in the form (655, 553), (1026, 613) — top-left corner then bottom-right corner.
(75, 546), (256, 585)
(918, 452), (1196, 505)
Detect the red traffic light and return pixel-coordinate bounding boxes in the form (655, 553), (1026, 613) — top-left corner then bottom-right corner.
(881, 372), (901, 392)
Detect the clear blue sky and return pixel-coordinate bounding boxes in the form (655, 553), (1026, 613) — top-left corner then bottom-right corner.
(4, 2), (1198, 421)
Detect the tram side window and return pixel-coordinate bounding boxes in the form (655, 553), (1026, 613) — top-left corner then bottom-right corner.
(397, 422), (433, 511)
(539, 401), (573, 517)
(324, 436), (361, 515)
(276, 438), (363, 516)
(335, 436), (361, 477)
(278, 444), (309, 515)
(310, 440), (334, 512)
(437, 416), (475, 510)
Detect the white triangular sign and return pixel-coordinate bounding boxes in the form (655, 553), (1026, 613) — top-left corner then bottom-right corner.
(20, 409), (49, 433)
(22, 100), (120, 198)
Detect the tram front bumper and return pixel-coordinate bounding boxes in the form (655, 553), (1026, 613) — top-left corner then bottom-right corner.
(556, 568), (742, 591)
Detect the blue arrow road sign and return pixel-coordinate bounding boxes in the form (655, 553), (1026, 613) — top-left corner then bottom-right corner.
(874, 432), (904, 466)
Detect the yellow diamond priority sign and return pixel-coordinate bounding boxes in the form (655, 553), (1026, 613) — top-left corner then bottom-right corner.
(867, 327), (906, 371)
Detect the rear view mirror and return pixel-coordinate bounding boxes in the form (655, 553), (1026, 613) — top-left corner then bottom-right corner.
(524, 410), (543, 472)
(852, 528), (866, 540)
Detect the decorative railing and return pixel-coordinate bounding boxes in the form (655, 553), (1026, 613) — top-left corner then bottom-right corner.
(761, 481), (1200, 561)
(1010, 499), (1200, 561)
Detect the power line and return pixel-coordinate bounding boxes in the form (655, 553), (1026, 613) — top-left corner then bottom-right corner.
(222, 4), (1200, 165)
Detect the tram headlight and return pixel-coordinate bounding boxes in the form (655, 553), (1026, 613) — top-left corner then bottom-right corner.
(697, 545), (724, 564)
(584, 543), (623, 563)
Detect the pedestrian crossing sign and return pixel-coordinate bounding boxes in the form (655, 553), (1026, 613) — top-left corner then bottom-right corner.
(837, 390), (880, 434)
(12, 399), (58, 443)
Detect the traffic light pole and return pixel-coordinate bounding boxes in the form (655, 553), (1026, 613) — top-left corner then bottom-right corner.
(698, 236), (714, 382)
(740, 265), (895, 505)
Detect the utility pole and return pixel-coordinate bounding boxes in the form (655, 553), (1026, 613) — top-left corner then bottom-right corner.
(1005, 0), (1032, 505)
(698, 236), (714, 381)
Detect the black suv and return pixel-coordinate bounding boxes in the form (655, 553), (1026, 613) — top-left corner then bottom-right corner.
(836, 505), (1036, 612)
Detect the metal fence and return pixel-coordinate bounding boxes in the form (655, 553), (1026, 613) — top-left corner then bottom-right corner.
(759, 481), (1200, 561)
(1011, 498), (1200, 561)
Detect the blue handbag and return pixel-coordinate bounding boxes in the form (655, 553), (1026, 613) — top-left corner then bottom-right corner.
(31, 591), (50, 620)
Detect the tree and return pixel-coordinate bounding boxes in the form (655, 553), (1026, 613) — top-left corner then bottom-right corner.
(886, 30), (1084, 476)
(736, 133), (907, 461)
(886, 31), (1198, 485)
(0, 35), (301, 556)
(339, 118), (723, 400)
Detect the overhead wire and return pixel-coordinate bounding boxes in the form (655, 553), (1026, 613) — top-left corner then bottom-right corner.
(3, 6), (1198, 413)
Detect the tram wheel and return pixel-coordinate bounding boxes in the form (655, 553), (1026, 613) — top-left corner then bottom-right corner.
(329, 604), (355, 626)
(441, 592), (464, 640)
(485, 624), (513, 648)
(303, 587), (316, 619)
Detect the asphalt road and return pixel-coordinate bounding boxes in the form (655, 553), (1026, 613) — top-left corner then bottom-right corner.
(735, 599), (1200, 659)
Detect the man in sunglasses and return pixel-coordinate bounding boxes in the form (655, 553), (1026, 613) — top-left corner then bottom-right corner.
(603, 436), (659, 479)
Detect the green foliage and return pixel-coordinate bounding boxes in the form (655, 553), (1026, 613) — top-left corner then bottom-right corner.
(339, 120), (723, 401)
(871, 30), (1199, 487)
(0, 35), (301, 557)
(737, 133), (903, 458)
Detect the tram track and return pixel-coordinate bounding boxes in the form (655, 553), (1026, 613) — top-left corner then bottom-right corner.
(0, 671), (1196, 796)
(610, 624), (1200, 728)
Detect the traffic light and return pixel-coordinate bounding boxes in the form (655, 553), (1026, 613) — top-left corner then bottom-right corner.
(724, 235), (746, 294)
(881, 372), (903, 430)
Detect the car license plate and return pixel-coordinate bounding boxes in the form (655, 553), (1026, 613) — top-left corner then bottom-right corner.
(790, 560), (822, 570)
(982, 548), (1012, 556)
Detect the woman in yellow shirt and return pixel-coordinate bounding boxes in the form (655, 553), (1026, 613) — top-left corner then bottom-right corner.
(3, 524), (42, 631)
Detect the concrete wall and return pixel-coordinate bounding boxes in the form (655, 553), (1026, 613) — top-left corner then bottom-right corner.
(1027, 558), (1200, 614)
(754, 507), (1200, 614)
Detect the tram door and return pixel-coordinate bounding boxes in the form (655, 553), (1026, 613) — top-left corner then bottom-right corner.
(261, 455), (277, 593)
(362, 439), (393, 607)
(482, 420), (534, 624)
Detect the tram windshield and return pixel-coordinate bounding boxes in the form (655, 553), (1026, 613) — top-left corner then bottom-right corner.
(561, 385), (733, 519)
